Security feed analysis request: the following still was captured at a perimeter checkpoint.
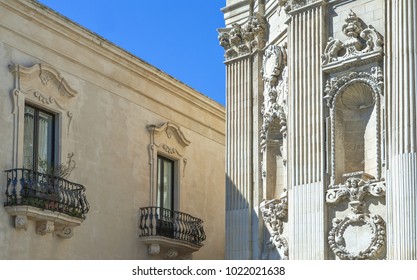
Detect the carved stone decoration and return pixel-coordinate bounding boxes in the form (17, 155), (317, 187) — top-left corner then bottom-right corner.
(260, 45), (288, 170)
(324, 69), (384, 186)
(147, 244), (160, 255)
(36, 220), (55, 235)
(326, 177), (386, 212)
(277, 0), (321, 13)
(147, 122), (190, 206)
(326, 174), (386, 259)
(321, 10), (384, 73)
(260, 190), (289, 260)
(8, 63), (78, 168)
(165, 249), (179, 259)
(218, 13), (267, 60)
(14, 215), (28, 230)
(55, 227), (74, 239)
(328, 213), (386, 260)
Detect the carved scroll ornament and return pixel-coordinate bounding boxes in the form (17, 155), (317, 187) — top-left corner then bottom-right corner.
(260, 191), (289, 260)
(322, 10), (383, 72)
(218, 13), (267, 61)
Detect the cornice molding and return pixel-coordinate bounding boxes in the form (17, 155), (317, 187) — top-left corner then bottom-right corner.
(0, 0), (225, 127)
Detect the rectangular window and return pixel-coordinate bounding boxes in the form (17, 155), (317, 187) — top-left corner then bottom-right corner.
(23, 104), (56, 172)
(157, 155), (175, 211)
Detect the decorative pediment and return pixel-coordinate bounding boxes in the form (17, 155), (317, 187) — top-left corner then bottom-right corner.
(9, 63), (77, 111)
(321, 10), (384, 73)
(147, 122), (190, 159)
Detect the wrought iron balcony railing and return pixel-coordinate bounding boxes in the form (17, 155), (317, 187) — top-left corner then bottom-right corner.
(139, 206), (206, 247)
(4, 168), (89, 219)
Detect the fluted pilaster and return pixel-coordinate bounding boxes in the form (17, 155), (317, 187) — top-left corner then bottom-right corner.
(225, 57), (253, 259)
(386, 0), (417, 259)
(287, 3), (326, 260)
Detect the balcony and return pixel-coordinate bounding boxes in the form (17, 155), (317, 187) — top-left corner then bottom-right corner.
(3, 168), (89, 238)
(139, 206), (206, 259)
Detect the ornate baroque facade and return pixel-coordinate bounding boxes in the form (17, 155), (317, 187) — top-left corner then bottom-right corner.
(219, 0), (417, 259)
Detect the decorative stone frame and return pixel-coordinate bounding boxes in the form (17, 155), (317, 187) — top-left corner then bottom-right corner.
(147, 122), (190, 208)
(8, 63), (77, 169)
(324, 70), (384, 187)
(322, 10), (386, 259)
(6, 63), (81, 238)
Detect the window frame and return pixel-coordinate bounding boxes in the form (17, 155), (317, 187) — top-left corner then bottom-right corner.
(23, 103), (58, 172)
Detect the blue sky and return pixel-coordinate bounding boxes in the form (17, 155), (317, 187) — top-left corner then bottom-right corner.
(37, 1), (226, 106)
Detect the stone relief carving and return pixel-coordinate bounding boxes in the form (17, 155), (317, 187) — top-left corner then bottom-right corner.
(322, 10), (383, 72)
(259, 191), (288, 260)
(278, 0), (321, 13)
(218, 13), (267, 60)
(328, 213), (385, 260)
(326, 176), (386, 259)
(324, 67), (386, 258)
(260, 45), (288, 163)
(259, 45), (289, 260)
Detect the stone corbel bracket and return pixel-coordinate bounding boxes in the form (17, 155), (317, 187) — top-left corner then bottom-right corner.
(326, 177), (385, 211)
(5, 205), (83, 239)
(321, 10), (384, 73)
(259, 191), (289, 260)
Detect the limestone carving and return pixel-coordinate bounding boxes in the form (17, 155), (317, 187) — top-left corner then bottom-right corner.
(326, 174), (386, 259)
(322, 11), (383, 72)
(218, 13), (267, 60)
(260, 191), (288, 260)
(328, 213), (385, 260)
(260, 45), (288, 160)
(15, 215), (28, 230)
(324, 69), (384, 186)
(55, 227), (74, 239)
(36, 220), (55, 235)
(277, 0), (321, 13)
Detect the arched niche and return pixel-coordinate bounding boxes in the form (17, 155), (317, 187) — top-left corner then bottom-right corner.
(326, 71), (383, 185)
(262, 117), (286, 199)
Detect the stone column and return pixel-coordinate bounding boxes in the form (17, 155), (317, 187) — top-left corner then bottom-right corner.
(287, 1), (327, 260)
(219, 7), (267, 259)
(386, 0), (417, 259)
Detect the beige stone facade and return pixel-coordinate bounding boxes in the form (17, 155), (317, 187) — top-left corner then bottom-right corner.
(0, 0), (225, 259)
(219, 0), (417, 260)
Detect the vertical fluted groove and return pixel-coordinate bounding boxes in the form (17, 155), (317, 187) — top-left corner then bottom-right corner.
(288, 5), (325, 260)
(225, 56), (253, 259)
(386, 0), (417, 260)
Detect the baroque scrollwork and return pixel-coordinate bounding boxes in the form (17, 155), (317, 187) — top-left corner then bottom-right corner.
(278, 0), (320, 13)
(328, 213), (386, 260)
(260, 45), (288, 175)
(326, 175), (386, 259)
(218, 13), (267, 60)
(260, 191), (288, 260)
(322, 10), (383, 71)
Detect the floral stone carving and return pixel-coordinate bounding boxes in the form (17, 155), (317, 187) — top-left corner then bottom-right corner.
(259, 191), (288, 260)
(218, 13), (267, 61)
(326, 176), (386, 259)
(322, 10), (383, 73)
